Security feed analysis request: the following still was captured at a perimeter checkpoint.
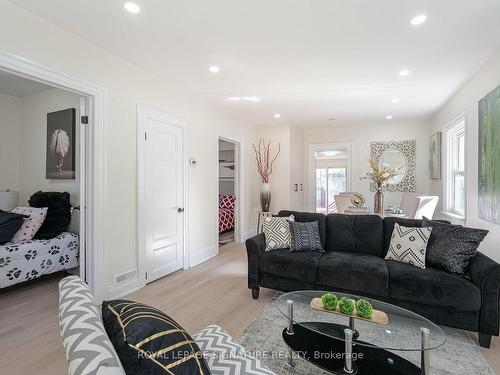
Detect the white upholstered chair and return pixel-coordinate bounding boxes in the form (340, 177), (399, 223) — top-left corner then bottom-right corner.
(334, 194), (353, 214)
(400, 193), (439, 219)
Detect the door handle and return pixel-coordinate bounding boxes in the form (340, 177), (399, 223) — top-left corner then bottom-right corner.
(177, 207), (184, 213)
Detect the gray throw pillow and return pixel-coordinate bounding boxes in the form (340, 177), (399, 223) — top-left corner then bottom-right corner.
(263, 215), (294, 251)
(289, 221), (324, 252)
(422, 217), (488, 276)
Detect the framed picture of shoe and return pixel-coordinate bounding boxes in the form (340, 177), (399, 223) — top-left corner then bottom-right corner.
(45, 108), (76, 180)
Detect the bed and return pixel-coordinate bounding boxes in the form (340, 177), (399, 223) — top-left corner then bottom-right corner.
(219, 194), (236, 233)
(0, 232), (79, 289)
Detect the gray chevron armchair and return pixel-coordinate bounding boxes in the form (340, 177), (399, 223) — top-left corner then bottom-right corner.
(58, 276), (276, 375)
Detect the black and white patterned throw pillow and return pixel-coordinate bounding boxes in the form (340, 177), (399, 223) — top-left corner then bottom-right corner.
(422, 217), (488, 276)
(289, 221), (324, 252)
(385, 223), (432, 269)
(262, 215), (294, 251)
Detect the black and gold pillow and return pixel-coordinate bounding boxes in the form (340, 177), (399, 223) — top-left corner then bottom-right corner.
(102, 300), (210, 375)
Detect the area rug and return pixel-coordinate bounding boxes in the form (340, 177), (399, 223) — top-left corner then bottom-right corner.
(238, 293), (494, 375)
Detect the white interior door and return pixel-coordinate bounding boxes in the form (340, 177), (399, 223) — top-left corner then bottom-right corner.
(140, 108), (185, 283)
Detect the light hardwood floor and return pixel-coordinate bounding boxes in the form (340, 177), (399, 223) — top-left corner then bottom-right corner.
(0, 242), (499, 374)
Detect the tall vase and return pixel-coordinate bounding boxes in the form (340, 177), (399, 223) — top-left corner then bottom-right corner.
(260, 182), (271, 212)
(373, 189), (384, 215)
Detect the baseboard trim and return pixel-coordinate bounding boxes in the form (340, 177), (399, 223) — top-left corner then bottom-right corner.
(242, 229), (257, 241)
(107, 277), (144, 299)
(190, 245), (218, 268)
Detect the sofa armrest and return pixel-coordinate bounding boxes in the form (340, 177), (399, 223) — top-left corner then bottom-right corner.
(469, 252), (500, 335)
(245, 233), (265, 290)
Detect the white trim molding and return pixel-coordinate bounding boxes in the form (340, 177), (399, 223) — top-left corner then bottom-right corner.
(189, 245), (218, 268)
(0, 50), (108, 302)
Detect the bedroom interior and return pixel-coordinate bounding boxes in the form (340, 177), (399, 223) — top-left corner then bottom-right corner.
(0, 69), (84, 290)
(0, 1), (500, 375)
(218, 138), (237, 246)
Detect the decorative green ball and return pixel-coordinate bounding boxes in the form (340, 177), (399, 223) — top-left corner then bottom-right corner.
(355, 299), (373, 319)
(338, 297), (355, 315)
(321, 292), (338, 311)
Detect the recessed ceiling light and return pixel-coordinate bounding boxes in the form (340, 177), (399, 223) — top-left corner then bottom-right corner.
(243, 96), (262, 102)
(227, 97), (241, 101)
(392, 98), (400, 103)
(274, 113), (281, 118)
(386, 115), (393, 120)
(209, 66), (220, 73)
(124, 2), (140, 13)
(410, 14), (427, 26)
(398, 69), (411, 77)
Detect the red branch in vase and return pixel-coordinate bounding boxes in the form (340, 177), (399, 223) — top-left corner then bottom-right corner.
(252, 139), (280, 183)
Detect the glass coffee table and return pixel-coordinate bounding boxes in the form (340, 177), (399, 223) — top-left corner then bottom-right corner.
(275, 291), (446, 375)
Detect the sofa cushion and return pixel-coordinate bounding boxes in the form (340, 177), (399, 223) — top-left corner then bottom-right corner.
(193, 325), (276, 375)
(325, 214), (384, 257)
(387, 260), (482, 311)
(317, 251), (389, 297)
(58, 276), (125, 375)
(382, 217), (451, 254)
(289, 221), (324, 252)
(422, 217), (488, 277)
(384, 223), (433, 269)
(102, 299), (210, 375)
(263, 215), (294, 251)
(277, 210), (326, 248)
(259, 248), (323, 283)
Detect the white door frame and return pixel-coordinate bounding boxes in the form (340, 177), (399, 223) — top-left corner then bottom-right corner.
(216, 136), (243, 249)
(307, 142), (352, 211)
(137, 105), (189, 287)
(0, 50), (107, 302)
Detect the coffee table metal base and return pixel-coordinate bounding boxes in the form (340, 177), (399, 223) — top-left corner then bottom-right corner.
(282, 323), (422, 375)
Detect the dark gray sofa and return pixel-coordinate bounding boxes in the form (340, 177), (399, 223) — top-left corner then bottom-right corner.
(246, 211), (500, 348)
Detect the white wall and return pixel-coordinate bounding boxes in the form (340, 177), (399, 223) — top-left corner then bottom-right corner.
(302, 121), (431, 210)
(19, 88), (81, 206)
(0, 93), (21, 192)
(0, 1), (256, 291)
(429, 48), (500, 262)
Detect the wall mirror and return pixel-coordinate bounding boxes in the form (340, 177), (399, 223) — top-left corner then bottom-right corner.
(370, 140), (416, 192)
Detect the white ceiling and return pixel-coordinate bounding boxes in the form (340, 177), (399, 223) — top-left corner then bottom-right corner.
(0, 70), (52, 97)
(10, 0), (500, 127)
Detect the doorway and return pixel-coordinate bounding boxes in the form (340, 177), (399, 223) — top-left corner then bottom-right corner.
(137, 106), (187, 284)
(217, 138), (241, 247)
(0, 68), (88, 290)
(308, 143), (352, 213)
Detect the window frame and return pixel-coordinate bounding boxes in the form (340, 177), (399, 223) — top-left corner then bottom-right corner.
(443, 112), (467, 218)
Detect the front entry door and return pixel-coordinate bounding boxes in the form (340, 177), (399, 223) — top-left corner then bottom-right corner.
(140, 107), (185, 283)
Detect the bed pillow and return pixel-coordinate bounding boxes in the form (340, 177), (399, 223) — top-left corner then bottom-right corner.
(0, 210), (25, 244)
(29, 191), (72, 239)
(289, 221), (325, 252)
(422, 217), (488, 276)
(262, 215), (295, 251)
(102, 299), (210, 375)
(385, 223), (432, 269)
(219, 194), (236, 209)
(11, 207), (48, 243)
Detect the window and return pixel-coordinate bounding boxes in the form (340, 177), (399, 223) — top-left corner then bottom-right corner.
(444, 115), (466, 216)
